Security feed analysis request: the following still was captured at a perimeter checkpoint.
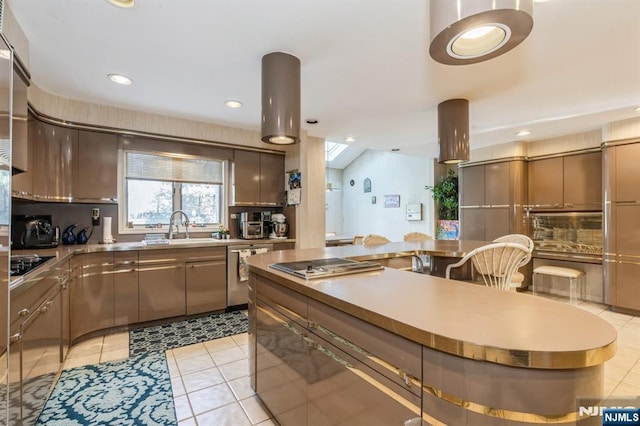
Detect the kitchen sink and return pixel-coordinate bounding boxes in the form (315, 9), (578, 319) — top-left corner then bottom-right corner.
(168, 238), (220, 244)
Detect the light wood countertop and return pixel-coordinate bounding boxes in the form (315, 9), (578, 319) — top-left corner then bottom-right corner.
(247, 242), (617, 369)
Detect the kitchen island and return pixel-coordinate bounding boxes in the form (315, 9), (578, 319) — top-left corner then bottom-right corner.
(247, 242), (616, 425)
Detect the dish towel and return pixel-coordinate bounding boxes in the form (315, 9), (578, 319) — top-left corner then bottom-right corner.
(238, 248), (269, 281)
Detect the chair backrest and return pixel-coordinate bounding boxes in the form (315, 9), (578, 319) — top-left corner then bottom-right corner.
(362, 234), (390, 245)
(352, 235), (365, 245)
(445, 242), (530, 291)
(493, 234), (534, 267)
(403, 232), (433, 242)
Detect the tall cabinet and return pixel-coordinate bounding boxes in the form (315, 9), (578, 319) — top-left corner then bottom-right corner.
(603, 141), (640, 312)
(459, 160), (527, 241)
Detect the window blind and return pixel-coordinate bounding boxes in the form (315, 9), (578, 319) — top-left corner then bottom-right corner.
(125, 151), (223, 184)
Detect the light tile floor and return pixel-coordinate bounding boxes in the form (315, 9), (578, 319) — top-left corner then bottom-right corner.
(63, 295), (640, 425)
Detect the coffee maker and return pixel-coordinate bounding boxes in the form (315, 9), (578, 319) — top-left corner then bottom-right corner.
(271, 213), (288, 238)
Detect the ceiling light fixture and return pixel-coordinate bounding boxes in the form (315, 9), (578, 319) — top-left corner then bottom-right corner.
(429, 0), (533, 65)
(438, 99), (470, 164)
(635, 106), (640, 112)
(261, 52), (301, 145)
(105, 0), (136, 9)
(516, 130), (531, 136)
(108, 73), (133, 85)
(224, 100), (243, 108)
(344, 137), (356, 143)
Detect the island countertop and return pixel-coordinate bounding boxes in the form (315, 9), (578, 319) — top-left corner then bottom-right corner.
(247, 242), (617, 369)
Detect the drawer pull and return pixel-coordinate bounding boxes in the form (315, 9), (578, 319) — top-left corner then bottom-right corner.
(18, 309), (30, 317)
(9, 333), (21, 343)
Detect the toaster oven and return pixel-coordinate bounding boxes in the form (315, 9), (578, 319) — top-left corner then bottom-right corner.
(240, 221), (264, 239)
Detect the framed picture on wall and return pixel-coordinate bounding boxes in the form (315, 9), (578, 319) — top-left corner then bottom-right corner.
(383, 194), (400, 208)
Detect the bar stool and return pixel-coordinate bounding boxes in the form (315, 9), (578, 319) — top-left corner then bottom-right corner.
(532, 266), (585, 304)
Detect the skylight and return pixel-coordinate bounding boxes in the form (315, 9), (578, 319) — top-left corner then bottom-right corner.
(325, 141), (348, 162)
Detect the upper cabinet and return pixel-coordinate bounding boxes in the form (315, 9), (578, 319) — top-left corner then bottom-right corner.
(11, 60), (29, 173)
(75, 130), (117, 202)
(12, 118), (118, 203)
(460, 161), (527, 241)
(528, 152), (601, 211)
(31, 119), (77, 202)
(233, 150), (285, 206)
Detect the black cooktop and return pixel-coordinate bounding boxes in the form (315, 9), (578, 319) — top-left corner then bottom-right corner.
(269, 258), (383, 279)
(10, 255), (55, 277)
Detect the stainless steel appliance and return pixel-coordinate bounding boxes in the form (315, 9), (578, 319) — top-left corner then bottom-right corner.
(270, 258), (383, 279)
(227, 243), (273, 306)
(238, 212), (264, 239)
(529, 211), (602, 263)
(10, 254), (56, 276)
(11, 215), (59, 249)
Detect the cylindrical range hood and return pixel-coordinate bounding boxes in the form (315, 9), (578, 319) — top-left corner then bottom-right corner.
(438, 99), (469, 164)
(429, 0), (533, 65)
(261, 52), (301, 145)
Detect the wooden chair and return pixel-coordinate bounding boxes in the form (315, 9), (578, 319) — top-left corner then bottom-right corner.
(493, 234), (534, 290)
(403, 232), (433, 242)
(445, 242), (531, 291)
(362, 234), (390, 245)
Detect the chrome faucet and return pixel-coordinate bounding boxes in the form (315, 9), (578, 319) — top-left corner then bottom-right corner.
(168, 210), (190, 240)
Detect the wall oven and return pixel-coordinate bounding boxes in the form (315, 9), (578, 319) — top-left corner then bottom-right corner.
(529, 212), (602, 264)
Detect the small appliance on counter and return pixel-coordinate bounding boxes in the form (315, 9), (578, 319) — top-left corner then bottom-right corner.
(11, 215), (59, 249)
(271, 213), (288, 239)
(238, 212), (264, 239)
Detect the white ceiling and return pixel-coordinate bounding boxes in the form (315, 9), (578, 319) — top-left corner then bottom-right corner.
(7, 0), (640, 169)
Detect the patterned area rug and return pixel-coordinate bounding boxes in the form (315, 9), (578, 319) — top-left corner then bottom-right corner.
(129, 310), (248, 356)
(36, 352), (175, 425)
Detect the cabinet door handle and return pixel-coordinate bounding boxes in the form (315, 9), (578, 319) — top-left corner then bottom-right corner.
(9, 333), (21, 343)
(18, 308), (30, 317)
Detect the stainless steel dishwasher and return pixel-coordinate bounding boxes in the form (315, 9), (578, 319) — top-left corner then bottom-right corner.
(227, 244), (273, 307)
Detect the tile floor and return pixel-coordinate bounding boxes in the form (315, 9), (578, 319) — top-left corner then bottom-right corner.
(63, 295), (640, 425)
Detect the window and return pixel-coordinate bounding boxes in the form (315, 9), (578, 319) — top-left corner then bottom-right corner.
(122, 150), (226, 231)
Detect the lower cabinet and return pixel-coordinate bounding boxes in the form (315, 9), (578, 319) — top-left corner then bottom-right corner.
(138, 250), (186, 322)
(70, 253), (115, 340)
(186, 258), (226, 315)
(461, 207), (510, 241)
(8, 263), (67, 425)
(254, 276), (422, 426)
(114, 251), (139, 326)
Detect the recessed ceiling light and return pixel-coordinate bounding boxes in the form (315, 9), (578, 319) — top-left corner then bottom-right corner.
(108, 73), (133, 85)
(635, 106), (640, 112)
(516, 130), (531, 137)
(224, 100), (243, 108)
(391, 148), (400, 152)
(106, 0), (136, 9)
(344, 137), (356, 143)
(0, 49), (10, 60)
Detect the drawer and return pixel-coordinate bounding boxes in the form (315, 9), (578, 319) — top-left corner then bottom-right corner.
(255, 276), (307, 327)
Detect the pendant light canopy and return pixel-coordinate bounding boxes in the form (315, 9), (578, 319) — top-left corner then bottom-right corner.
(438, 99), (469, 164)
(261, 52), (301, 144)
(429, 0), (533, 65)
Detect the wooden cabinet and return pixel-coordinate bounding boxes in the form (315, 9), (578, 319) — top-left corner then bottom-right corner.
(612, 143), (640, 202)
(186, 257), (226, 315)
(528, 152), (601, 210)
(11, 117), (34, 199)
(234, 150), (285, 206)
(460, 161), (525, 240)
(11, 63), (29, 173)
(113, 251), (139, 326)
(70, 253), (115, 340)
(138, 249), (186, 322)
(76, 130), (118, 202)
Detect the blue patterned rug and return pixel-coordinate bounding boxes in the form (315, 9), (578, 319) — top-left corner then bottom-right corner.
(129, 310), (248, 356)
(36, 352), (175, 425)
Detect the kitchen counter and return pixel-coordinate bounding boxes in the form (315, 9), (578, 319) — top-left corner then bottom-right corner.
(247, 242), (616, 369)
(10, 237), (295, 291)
(248, 242), (617, 424)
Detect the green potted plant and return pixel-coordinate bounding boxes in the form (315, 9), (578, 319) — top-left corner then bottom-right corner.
(425, 169), (459, 240)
